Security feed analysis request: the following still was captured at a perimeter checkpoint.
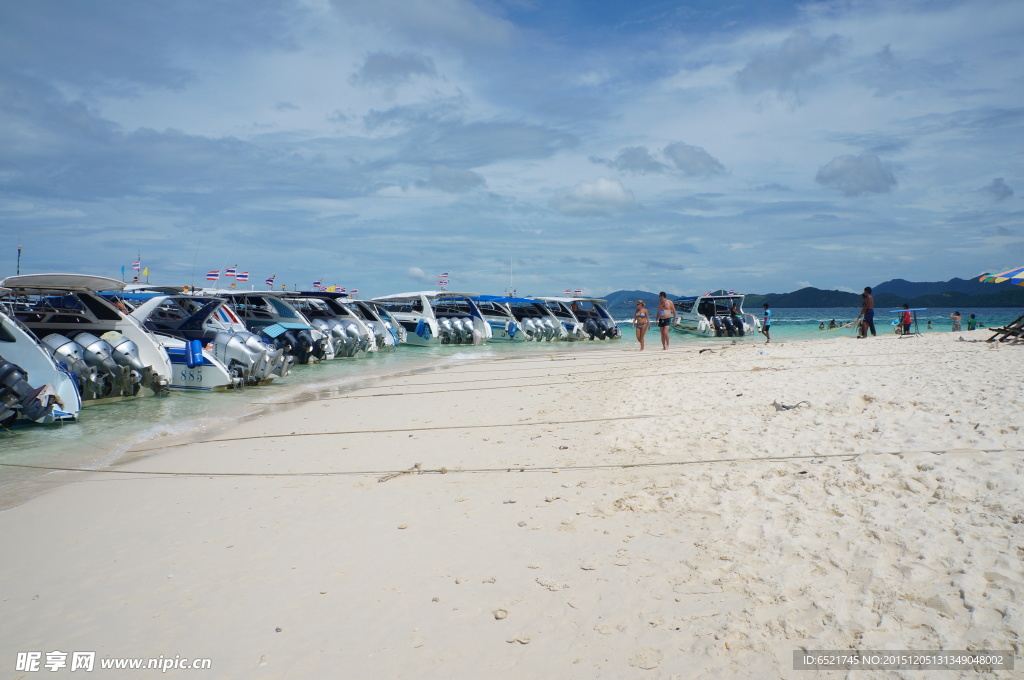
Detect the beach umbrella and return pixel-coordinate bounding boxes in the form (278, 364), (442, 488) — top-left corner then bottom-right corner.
(978, 266), (1024, 286)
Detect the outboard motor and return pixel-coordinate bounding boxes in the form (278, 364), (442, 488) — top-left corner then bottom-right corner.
(711, 316), (725, 337)
(101, 333), (146, 395)
(453, 318), (472, 344)
(41, 334), (108, 399)
(72, 332), (135, 397)
(721, 315), (736, 337)
(0, 358), (57, 427)
(437, 318), (454, 344)
(583, 318), (600, 340)
(541, 318), (558, 341)
(346, 323), (371, 354)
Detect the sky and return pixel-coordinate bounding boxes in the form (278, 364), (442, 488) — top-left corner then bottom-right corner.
(2, 0), (1022, 297)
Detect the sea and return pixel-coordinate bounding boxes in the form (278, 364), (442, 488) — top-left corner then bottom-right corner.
(2, 306), (1019, 510)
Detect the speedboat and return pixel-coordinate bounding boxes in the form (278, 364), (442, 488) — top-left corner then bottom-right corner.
(536, 297), (621, 341)
(372, 291), (491, 346)
(0, 306), (81, 426)
(279, 292), (374, 357)
(336, 297), (402, 350)
(210, 291), (331, 364)
(670, 291), (761, 337)
(124, 293), (290, 387)
(472, 296), (565, 342)
(0, 274), (172, 400)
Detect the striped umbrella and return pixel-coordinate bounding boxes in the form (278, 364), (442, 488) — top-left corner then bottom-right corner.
(978, 266), (1024, 286)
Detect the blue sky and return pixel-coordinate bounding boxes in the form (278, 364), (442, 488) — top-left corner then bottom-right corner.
(2, 0), (1022, 296)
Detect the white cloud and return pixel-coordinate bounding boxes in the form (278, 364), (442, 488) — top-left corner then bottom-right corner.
(815, 154), (897, 196)
(663, 142), (726, 177)
(550, 178), (636, 215)
(735, 29), (843, 94)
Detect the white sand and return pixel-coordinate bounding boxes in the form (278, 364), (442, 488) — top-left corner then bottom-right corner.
(1, 333), (1022, 679)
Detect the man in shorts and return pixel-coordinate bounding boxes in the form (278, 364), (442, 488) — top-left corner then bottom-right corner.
(657, 292), (676, 350)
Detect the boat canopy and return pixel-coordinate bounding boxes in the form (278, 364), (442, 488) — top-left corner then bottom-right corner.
(674, 294), (744, 301)
(373, 291), (479, 301)
(0, 274), (126, 294)
(472, 295), (545, 304)
(536, 296), (608, 304)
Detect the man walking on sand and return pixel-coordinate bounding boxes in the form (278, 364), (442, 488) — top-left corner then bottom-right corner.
(858, 286), (876, 337)
(656, 292), (675, 350)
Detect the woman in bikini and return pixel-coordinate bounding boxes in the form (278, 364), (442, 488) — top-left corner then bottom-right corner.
(633, 300), (650, 350)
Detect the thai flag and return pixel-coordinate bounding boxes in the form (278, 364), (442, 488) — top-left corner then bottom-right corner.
(439, 271), (449, 279)
(206, 270), (220, 281)
(313, 279), (322, 289)
(436, 280), (448, 286)
(132, 260), (141, 271)
(236, 271), (249, 282)
(727, 290), (736, 295)
(574, 288), (583, 296)
(224, 266), (237, 277)
(349, 288), (358, 296)
(337, 287), (346, 293)
(265, 274), (275, 287)
(564, 289), (571, 295)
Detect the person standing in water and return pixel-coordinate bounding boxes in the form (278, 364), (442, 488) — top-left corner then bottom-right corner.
(656, 292), (675, 350)
(761, 303), (772, 343)
(633, 300), (650, 350)
(858, 287), (876, 337)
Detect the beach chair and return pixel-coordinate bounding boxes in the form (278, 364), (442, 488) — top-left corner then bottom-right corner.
(986, 313), (1024, 344)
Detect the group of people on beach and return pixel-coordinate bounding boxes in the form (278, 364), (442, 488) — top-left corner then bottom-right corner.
(854, 288), (979, 337)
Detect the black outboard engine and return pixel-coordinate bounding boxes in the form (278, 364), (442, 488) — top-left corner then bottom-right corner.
(583, 318), (600, 339)
(711, 316), (726, 337)
(733, 316), (745, 336)
(0, 357), (56, 427)
(722, 315), (736, 337)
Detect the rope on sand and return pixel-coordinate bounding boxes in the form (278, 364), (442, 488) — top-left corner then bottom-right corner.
(126, 413), (666, 453)
(254, 357), (967, 405)
(2, 448), (1019, 479)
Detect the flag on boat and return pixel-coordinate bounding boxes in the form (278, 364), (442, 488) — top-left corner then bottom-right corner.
(236, 271), (249, 282)
(439, 271), (449, 279)
(224, 266), (237, 277)
(564, 289), (571, 295)
(207, 270), (220, 281)
(705, 291), (713, 296)
(574, 288), (583, 296)
(313, 279), (322, 289)
(338, 287), (346, 293)
(142, 266), (149, 277)
(132, 260), (141, 271)
(436, 280), (448, 287)
(727, 290), (736, 295)
(349, 288), (358, 296)
(265, 274), (275, 287)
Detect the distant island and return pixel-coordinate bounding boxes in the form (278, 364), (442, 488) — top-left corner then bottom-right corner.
(601, 276), (1024, 316)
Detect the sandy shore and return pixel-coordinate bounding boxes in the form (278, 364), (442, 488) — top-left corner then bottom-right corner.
(1, 333), (1022, 679)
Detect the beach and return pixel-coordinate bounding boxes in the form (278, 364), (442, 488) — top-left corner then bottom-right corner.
(1, 333), (1022, 679)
